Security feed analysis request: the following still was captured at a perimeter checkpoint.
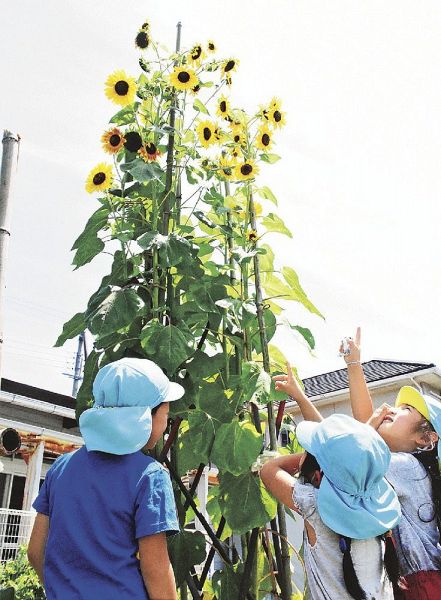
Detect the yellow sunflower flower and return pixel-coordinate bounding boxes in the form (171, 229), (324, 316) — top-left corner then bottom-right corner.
(207, 40), (216, 53)
(139, 142), (161, 162)
(190, 84), (201, 96)
(246, 229), (258, 243)
(188, 44), (205, 65)
(105, 70), (137, 106)
(268, 104), (286, 128)
(169, 67), (198, 91)
(235, 160), (259, 182)
(196, 121), (219, 148)
(269, 97), (282, 110)
(218, 156), (235, 181)
(216, 95), (232, 120)
(222, 58), (239, 76)
(85, 163), (113, 194)
(255, 125), (273, 151)
(228, 145), (243, 161)
(229, 123), (246, 146)
(101, 128), (126, 154)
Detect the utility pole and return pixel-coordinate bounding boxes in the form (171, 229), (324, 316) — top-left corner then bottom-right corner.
(71, 332), (85, 398)
(0, 130), (20, 386)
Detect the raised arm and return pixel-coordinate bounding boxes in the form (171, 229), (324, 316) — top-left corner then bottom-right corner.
(273, 363), (323, 422)
(260, 452), (305, 510)
(341, 327), (374, 422)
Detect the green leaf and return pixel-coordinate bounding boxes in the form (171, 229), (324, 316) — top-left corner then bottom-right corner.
(0, 588), (15, 600)
(260, 153), (281, 164)
(256, 185), (278, 205)
(211, 420), (263, 475)
(258, 243), (275, 273)
(219, 472), (277, 534)
(55, 312), (86, 347)
(282, 266), (324, 318)
(261, 272), (296, 301)
(137, 232), (196, 269)
(188, 409), (219, 461)
(109, 103), (138, 125)
(71, 207), (108, 250)
(140, 319), (164, 353)
(197, 380), (235, 423)
(121, 158), (164, 185)
(261, 213), (293, 238)
(193, 98), (210, 115)
(88, 289), (144, 337)
(72, 235), (105, 269)
(291, 325), (316, 350)
(206, 486), (233, 541)
(176, 424), (201, 475)
(185, 350), (225, 379)
(240, 361), (271, 405)
(168, 530), (207, 586)
(212, 564), (242, 600)
(153, 325), (195, 374)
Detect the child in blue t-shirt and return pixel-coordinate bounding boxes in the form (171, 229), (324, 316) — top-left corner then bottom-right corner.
(28, 357), (183, 600)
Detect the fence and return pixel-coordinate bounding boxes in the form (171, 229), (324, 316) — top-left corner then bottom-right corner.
(0, 509), (35, 563)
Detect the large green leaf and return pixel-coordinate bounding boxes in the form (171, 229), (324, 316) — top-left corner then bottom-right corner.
(256, 185), (278, 206)
(152, 324), (195, 374)
(206, 487), (233, 541)
(211, 420), (263, 475)
(72, 235), (105, 269)
(197, 380), (235, 423)
(218, 471), (277, 534)
(188, 409), (219, 462)
(282, 266), (324, 318)
(88, 289), (144, 337)
(258, 243), (275, 273)
(176, 424), (201, 475)
(137, 232), (196, 268)
(260, 152), (281, 164)
(291, 324), (316, 350)
(193, 98), (209, 115)
(121, 158), (164, 185)
(140, 319), (164, 353)
(75, 350), (101, 420)
(185, 350), (225, 379)
(55, 312), (86, 347)
(212, 564), (242, 600)
(168, 530), (207, 586)
(240, 361), (271, 405)
(109, 103), (138, 125)
(71, 207), (108, 250)
(261, 213), (292, 238)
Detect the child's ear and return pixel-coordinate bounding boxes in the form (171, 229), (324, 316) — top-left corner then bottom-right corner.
(311, 470), (323, 488)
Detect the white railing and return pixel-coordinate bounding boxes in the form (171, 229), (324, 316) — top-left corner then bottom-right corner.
(0, 509), (35, 562)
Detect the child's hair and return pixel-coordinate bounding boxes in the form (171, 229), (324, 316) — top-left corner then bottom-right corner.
(300, 452), (400, 600)
(414, 417), (441, 537)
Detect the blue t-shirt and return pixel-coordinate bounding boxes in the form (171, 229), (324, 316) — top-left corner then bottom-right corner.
(33, 447), (179, 600)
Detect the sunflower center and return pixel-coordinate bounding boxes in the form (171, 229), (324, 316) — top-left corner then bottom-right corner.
(220, 100), (227, 112)
(115, 80), (129, 96)
(234, 135), (240, 143)
(262, 133), (270, 146)
(178, 71), (191, 83)
(193, 85), (200, 93)
(109, 134), (121, 147)
(124, 131), (143, 152)
(93, 172), (106, 185)
(146, 142), (157, 154)
(203, 127), (212, 141)
(224, 60), (235, 72)
(209, 43), (215, 50)
(241, 164), (252, 176)
(273, 110), (282, 122)
(136, 31), (149, 49)
(192, 47), (202, 59)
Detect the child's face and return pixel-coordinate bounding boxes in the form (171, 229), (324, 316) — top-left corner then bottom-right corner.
(145, 402), (170, 450)
(377, 403), (435, 452)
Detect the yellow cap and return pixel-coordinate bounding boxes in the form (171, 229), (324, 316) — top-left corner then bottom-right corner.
(395, 386), (430, 421)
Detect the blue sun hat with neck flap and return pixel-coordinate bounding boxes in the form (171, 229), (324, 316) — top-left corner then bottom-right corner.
(79, 358), (184, 455)
(296, 414), (401, 539)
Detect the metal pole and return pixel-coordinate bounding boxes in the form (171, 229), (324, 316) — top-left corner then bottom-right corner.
(0, 130), (20, 385)
(72, 332), (84, 398)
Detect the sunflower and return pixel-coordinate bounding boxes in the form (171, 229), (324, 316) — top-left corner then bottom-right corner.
(238, 201), (262, 220)
(105, 70), (137, 106)
(222, 58), (238, 75)
(229, 123), (246, 146)
(135, 30), (150, 50)
(218, 156), (235, 181)
(140, 20), (150, 31)
(139, 142), (161, 162)
(255, 125), (273, 151)
(207, 40), (216, 52)
(188, 44), (205, 65)
(196, 121), (219, 148)
(190, 84), (201, 95)
(268, 104), (286, 128)
(228, 145), (243, 161)
(216, 95), (232, 120)
(246, 230), (258, 243)
(124, 131), (143, 153)
(235, 160), (259, 182)
(169, 67), (198, 91)
(85, 163), (113, 194)
(101, 128), (125, 154)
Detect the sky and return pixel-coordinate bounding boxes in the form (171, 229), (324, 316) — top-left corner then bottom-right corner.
(1, 0), (441, 396)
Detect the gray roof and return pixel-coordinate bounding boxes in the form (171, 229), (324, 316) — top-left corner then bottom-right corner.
(303, 360), (435, 398)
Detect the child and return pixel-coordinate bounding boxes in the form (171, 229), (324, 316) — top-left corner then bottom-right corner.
(260, 414), (401, 600)
(27, 357), (183, 600)
(341, 328), (441, 598)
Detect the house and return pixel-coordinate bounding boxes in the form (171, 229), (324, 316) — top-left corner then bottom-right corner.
(0, 378), (83, 561)
(284, 359), (441, 592)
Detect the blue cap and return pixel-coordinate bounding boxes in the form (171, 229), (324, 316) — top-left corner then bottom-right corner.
(296, 414), (401, 539)
(79, 358), (184, 455)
